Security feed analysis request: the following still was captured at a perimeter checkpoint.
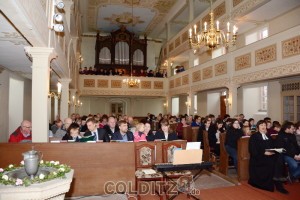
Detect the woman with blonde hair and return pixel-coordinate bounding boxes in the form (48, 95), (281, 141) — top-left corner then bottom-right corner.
(133, 123), (147, 142)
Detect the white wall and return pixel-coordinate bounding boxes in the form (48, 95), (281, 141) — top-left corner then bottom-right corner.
(81, 37), (96, 68)
(79, 96), (164, 117)
(197, 92), (207, 117)
(172, 97), (179, 116)
(178, 95), (188, 115)
(243, 86), (261, 120)
(147, 40), (162, 70)
(269, 6), (300, 36)
(9, 78), (24, 134)
(268, 81), (282, 122)
(207, 92), (220, 116)
(0, 70), (32, 142)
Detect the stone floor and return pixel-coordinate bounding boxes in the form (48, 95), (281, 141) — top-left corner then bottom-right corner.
(65, 170), (236, 200)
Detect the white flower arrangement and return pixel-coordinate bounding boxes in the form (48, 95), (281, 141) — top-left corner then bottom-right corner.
(39, 174), (45, 180)
(0, 161), (71, 187)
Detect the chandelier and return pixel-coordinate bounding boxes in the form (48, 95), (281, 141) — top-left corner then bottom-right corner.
(189, 0), (238, 50)
(122, 0), (140, 87)
(69, 96), (83, 107)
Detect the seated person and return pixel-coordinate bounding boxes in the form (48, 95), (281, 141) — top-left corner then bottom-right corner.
(155, 119), (178, 141)
(134, 123), (146, 142)
(144, 122), (155, 141)
(191, 115), (201, 127)
(276, 121), (300, 180)
(176, 116), (189, 139)
(208, 119), (225, 156)
(62, 123), (81, 141)
(249, 120), (288, 194)
(52, 119), (66, 139)
(8, 120), (32, 143)
(103, 116), (119, 138)
(295, 122), (300, 147)
(83, 118), (110, 142)
(111, 120), (134, 141)
(147, 70), (154, 77)
(225, 119), (243, 169)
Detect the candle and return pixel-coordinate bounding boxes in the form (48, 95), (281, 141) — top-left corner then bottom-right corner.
(57, 82), (62, 94)
(194, 24), (197, 34)
(189, 28), (192, 38)
(216, 21), (219, 31)
(233, 25), (238, 34)
(197, 34), (200, 42)
(204, 22), (207, 31)
(226, 32), (229, 42)
(227, 22), (230, 32)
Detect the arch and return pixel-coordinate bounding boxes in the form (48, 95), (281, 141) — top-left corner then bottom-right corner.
(133, 49), (144, 66)
(99, 47), (111, 64)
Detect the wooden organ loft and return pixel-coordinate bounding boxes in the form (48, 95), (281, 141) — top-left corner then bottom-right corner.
(95, 26), (147, 74)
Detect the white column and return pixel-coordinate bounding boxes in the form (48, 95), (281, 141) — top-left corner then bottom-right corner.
(227, 83), (239, 116)
(166, 94), (172, 114)
(69, 89), (77, 115)
(48, 97), (51, 123)
(189, 91), (195, 115)
(54, 96), (58, 120)
(63, 0), (74, 32)
(25, 47), (56, 142)
(59, 78), (71, 120)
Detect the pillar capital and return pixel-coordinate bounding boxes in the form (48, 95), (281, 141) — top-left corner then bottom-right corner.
(59, 78), (72, 84)
(24, 47), (56, 62)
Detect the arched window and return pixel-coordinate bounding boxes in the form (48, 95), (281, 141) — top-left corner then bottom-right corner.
(99, 47), (111, 64)
(115, 42), (129, 65)
(133, 49), (143, 66)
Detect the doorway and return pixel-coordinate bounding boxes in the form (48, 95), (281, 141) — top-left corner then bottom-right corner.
(111, 103), (123, 116)
(220, 95), (226, 118)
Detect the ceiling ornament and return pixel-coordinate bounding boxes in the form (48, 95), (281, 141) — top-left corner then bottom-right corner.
(0, 32), (29, 46)
(88, 0), (176, 35)
(104, 12), (144, 26)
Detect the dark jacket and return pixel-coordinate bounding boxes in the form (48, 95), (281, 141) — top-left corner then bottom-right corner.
(103, 125), (119, 137)
(225, 127), (243, 149)
(62, 134), (80, 142)
(146, 130), (156, 141)
(111, 131), (134, 141)
(154, 130), (178, 141)
(276, 131), (300, 158)
(84, 128), (110, 142)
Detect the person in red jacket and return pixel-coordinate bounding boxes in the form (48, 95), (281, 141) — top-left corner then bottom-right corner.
(8, 120), (32, 143)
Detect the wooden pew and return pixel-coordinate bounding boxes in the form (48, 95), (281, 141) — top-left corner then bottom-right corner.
(237, 137), (250, 181)
(191, 127), (199, 142)
(202, 130), (210, 162)
(182, 126), (192, 141)
(0, 141), (187, 197)
(219, 132), (229, 175)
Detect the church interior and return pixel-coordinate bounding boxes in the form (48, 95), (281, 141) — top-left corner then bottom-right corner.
(0, 0), (300, 199)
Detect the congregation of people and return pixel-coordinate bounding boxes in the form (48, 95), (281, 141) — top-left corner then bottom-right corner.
(79, 66), (168, 78)
(8, 112), (300, 194)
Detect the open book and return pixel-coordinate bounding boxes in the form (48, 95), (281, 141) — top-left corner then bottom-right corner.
(265, 148), (286, 153)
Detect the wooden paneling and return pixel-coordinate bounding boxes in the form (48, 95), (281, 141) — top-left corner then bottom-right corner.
(219, 132), (228, 175)
(237, 137), (250, 181)
(0, 141), (187, 196)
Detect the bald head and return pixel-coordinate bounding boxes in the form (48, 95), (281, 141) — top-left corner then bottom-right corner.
(64, 118), (72, 129)
(20, 120), (31, 135)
